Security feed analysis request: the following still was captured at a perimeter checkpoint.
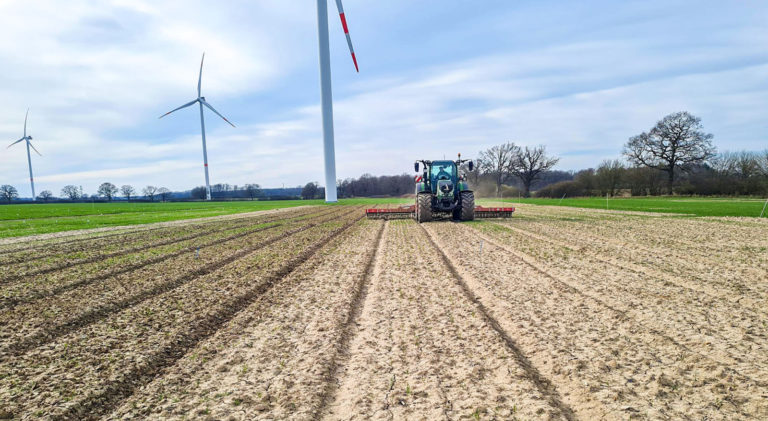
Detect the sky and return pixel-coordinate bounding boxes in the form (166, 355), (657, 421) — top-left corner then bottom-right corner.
(1, 0), (767, 197)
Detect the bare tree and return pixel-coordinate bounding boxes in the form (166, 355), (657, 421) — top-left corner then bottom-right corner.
(478, 142), (518, 198)
(61, 185), (80, 201)
(244, 184), (262, 200)
(0, 185), (18, 203)
(301, 182), (319, 200)
(624, 111), (715, 191)
(97, 182), (118, 201)
(157, 187), (172, 202)
(143, 185), (158, 202)
(509, 145), (560, 197)
(595, 159), (625, 197)
(37, 190), (54, 202)
(120, 185), (136, 202)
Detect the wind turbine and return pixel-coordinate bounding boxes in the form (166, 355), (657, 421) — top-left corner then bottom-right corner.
(316, 0), (359, 202)
(159, 53), (235, 201)
(7, 109), (41, 200)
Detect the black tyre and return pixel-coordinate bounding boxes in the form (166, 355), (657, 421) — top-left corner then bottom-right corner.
(416, 193), (433, 223)
(460, 191), (475, 221)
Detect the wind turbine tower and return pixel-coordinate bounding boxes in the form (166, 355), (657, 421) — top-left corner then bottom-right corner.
(160, 53), (235, 201)
(316, 0), (359, 202)
(7, 109), (42, 200)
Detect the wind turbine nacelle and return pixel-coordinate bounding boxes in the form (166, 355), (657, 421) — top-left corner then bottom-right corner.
(27, 136), (33, 140)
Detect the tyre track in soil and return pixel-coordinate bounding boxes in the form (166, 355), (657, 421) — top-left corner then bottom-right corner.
(0, 206), (319, 267)
(323, 220), (565, 420)
(312, 220), (387, 419)
(417, 223), (576, 421)
(0, 207), (328, 283)
(0, 208), (336, 310)
(0, 210), (362, 420)
(0, 206), (309, 257)
(107, 219), (384, 420)
(472, 222), (768, 385)
(53, 213), (363, 421)
(1, 208), (358, 357)
(498, 219), (768, 304)
(493, 221), (768, 318)
(450, 223), (764, 418)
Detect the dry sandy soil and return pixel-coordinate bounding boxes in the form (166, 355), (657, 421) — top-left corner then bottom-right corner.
(0, 204), (766, 420)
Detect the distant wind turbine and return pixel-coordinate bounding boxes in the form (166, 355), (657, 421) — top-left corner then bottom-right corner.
(316, 0), (359, 202)
(159, 53), (235, 201)
(7, 109), (41, 200)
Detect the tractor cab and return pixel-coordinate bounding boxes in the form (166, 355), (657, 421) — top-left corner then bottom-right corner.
(429, 160), (457, 200)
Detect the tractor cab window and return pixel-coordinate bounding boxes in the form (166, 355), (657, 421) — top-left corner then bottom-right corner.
(431, 164), (454, 181)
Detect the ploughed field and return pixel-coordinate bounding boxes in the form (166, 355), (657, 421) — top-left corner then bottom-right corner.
(1, 204), (766, 420)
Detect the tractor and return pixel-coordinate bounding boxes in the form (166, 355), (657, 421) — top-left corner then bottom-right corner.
(413, 155), (475, 222)
(364, 153), (515, 221)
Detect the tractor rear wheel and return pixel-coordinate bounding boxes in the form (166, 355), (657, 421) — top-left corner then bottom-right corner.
(416, 193), (433, 223)
(460, 191), (475, 221)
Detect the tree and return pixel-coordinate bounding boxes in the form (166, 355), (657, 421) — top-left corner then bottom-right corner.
(61, 185), (80, 201)
(97, 183), (118, 201)
(478, 142), (518, 198)
(143, 185), (158, 201)
(120, 185), (136, 202)
(509, 145), (560, 197)
(0, 185), (18, 203)
(37, 190), (54, 202)
(244, 183), (262, 200)
(157, 187), (172, 202)
(624, 111), (716, 191)
(190, 186), (207, 200)
(301, 182), (319, 200)
(595, 159), (625, 197)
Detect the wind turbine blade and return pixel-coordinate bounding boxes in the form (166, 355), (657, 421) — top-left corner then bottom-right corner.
(28, 140), (42, 156)
(201, 100), (235, 127)
(159, 99), (199, 119)
(7, 138), (24, 148)
(24, 108), (29, 137)
(334, 0), (359, 72)
(198, 52), (205, 97)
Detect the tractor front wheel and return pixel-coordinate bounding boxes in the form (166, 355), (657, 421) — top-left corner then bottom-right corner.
(460, 191), (475, 221)
(416, 193), (433, 223)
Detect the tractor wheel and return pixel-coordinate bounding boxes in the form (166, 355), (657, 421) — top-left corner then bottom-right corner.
(416, 193), (433, 223)
(460, 191), (475, 221)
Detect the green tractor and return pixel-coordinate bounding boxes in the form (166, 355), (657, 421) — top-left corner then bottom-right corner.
(414, 154), (475, 222)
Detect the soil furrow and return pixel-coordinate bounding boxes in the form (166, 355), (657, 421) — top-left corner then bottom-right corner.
(0, 208), (336, 310)
(50, 214), (363, 421)
(418, 223), (577, 421)
(0, 207), (317, 267)
(470, 222), (768, 384)
(3, 215), (333, 356)
(313, 220), (387, 418)
(0, 208), (329, 282)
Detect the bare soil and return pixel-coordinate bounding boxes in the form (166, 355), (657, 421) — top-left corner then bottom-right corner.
(1, 203), (766, 420)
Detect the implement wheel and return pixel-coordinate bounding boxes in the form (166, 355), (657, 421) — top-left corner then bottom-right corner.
(416, 193), (433, 223)
(460, 191), (475, 221)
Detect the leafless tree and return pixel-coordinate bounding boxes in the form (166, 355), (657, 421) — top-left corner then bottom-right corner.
(595, 159), (625, 197)
(478, 142), (518, 198)
(37, 190), (54, 202)
(509, 145), (560, 197)
(244, 184), (262, 200)
(120, 185), (136, 202)
(97, 182), (118, 201)
(624, 111), (715, 191)
(61, 185), (80, 201)
(143, 185), (158, 202)
(157, 187), (172, 202)
(0, 185), (18, 203)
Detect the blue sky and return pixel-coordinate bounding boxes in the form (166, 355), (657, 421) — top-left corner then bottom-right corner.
(1, 0), (766, 197)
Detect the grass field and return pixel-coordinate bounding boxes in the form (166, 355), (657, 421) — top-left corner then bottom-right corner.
(0, 198), (410, 239)
(495, 196), (768, 217)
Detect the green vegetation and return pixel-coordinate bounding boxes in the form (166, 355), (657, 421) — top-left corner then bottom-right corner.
(483, 196), (768, 218)
(0, 198), (411, 239)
